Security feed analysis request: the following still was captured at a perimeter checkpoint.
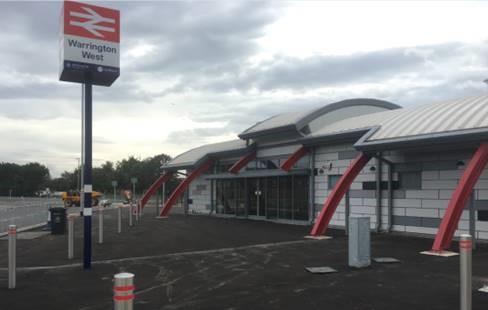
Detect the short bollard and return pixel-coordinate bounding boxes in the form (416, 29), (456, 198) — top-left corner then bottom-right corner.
(8, 225), (16, 289)
(114, 272), (135, 310)
(68, 215), (74, 259)
(117, 206), (122, 234)
(99, 208), (104, 244)
(129, 204), (133, 227)
(135, 203), (139, 223)
(460, 234), (472, 310)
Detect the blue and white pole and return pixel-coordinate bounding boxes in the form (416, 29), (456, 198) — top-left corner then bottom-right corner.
(82, 80), (93, 269)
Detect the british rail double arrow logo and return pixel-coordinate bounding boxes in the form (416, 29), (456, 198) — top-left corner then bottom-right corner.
(69, 6), (116, 38)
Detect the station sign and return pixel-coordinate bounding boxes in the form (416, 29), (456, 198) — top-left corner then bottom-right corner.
(59, 1), (120, 86)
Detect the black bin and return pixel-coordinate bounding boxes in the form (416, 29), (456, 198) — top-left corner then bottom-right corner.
(50, 207), (67, 235)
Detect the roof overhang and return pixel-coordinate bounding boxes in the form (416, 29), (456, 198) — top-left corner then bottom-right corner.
(162, 144), (254, 172)
(355, 127), (488, 152)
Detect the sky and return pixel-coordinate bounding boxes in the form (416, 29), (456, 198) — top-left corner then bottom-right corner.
(1, 1), (488, 177)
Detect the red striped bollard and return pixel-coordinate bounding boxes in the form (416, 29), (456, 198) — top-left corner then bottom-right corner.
(8, 225), (16, 289)
(114, 272), (135, 310)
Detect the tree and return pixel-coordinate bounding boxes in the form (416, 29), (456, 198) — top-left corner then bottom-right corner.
(1, 153), (176, 197)
(0, 162), (49, 196)
(92, 161), (115, 194)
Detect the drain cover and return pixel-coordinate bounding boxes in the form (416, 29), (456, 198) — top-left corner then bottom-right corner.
(305, 267), (338, 274)
(373, 257), (401, 263)
(478, 285), (488, 293)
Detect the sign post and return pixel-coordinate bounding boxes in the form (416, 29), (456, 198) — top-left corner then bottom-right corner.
(60, 0), (120, 270)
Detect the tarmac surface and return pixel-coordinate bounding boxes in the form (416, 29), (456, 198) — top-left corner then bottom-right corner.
(0, 196), (64, 233)
(1, 205), (488, 310)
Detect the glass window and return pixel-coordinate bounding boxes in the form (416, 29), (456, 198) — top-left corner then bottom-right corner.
(245, 160), (257, 171)
(328, 175), (342, 189)
(266, 177), (278, 219)
(399, 171), (421, 189)
(293, 176), (309, 221)
(215, 179), (236, 214)
(293, 156), (310, 169)
(236, 179), (246, 216)
(279, 176), (292, 220)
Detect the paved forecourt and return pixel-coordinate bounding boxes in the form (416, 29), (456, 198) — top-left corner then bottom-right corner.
(1, 206), (488, 310)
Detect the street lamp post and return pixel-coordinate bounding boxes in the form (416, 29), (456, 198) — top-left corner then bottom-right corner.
(130, 178), (137, 217)
(76, 157), (81, 193)
(111, 180), (117, 202)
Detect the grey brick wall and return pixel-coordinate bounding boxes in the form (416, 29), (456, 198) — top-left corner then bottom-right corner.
(188, 178), (211, 214)
(313, 145), (488, 239)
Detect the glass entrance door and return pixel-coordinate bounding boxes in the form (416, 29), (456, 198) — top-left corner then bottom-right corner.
(248, 178), (265, 217)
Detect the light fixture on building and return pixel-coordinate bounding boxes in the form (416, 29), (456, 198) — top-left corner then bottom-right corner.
(456, 160), (465, 167)
(370, 166), (376, 172)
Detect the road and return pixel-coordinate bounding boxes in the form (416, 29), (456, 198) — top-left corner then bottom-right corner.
(0, 196), (66, 233)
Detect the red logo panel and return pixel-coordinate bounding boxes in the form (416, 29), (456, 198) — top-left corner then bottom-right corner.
(64, 1), (120, 43)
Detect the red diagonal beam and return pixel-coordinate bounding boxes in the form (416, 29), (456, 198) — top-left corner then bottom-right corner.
(280, 146), (310, 172)
(159, 159), (214, 217)
(139, 171), (173, 210)
(432, 143), (488, 251)
(229, 151), (256, 174)
(310, 153), (371, 236)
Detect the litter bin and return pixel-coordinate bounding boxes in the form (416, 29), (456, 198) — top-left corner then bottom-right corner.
(50, 207), (67, 235)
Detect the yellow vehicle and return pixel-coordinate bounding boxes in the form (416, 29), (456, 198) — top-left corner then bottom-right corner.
(61, 190), (103, 207)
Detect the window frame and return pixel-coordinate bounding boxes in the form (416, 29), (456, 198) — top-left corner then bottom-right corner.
(398, 171), (422, 190)
(328, 174), (342, 189)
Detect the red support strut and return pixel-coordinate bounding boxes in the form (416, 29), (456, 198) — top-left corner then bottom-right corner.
(310, 153), (371, 236)
(159, 159), (214, 217)
(229, 151), (256, 174)
(432, 143), (488, 251)
(139, 171), (173, 210)
(281, 146), (310, 172)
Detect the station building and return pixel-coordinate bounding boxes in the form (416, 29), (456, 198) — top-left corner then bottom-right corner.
(150, 93), (488, 251)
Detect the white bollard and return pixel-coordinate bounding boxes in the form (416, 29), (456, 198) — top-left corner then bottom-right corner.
(8, 225), (16, 289)
(68, 214), (74, 259)
(460, 234), (472, 310)
(135, 203), (139, 223)
(99, 207), (104, 244)
(117, 206), (122, 234)
(114, 272), (135, 310)
(129, 204), (133, 227)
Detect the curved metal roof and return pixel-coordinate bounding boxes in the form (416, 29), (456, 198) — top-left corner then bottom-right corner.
(367, 93), (488, 141)
(301, 93), (488, 149)
(163, 93), (488, 170)
(163, 139), (249, 171)
(301, 109), (402, 144)
(238, 98), (400, 139)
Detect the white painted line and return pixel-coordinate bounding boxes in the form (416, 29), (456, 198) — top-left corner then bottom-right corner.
(0, 239), (323, 272)
(0, 223), (46, 238)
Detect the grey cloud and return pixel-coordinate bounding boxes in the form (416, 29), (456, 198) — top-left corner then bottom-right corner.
(94, 136), (114, 145)
(165, 42), (470, 94)
(164, 127), (233, 146)
(0, 1), (280, 121)
(123, 2), (278, 73)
